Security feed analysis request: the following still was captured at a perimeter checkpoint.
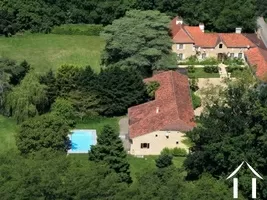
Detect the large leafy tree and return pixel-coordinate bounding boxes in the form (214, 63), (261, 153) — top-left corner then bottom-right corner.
(0, 151), (127, 199)
(97, 66), (146, 116)
(88, 125), (132, 184)
(0, 58), (30, 114)
(184, 81), (267, 198)
(101, 10), (176, 76)
(16, 113), (73, 154)
(5, 71), (47, 123)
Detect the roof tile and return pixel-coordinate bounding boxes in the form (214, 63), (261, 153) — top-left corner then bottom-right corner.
(128, 71), (195, 138)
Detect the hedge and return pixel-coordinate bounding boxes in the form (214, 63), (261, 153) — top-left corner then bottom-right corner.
(51, 24), (103, 36)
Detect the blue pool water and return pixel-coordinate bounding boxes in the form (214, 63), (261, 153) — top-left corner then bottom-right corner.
(68, 129), (97, 153)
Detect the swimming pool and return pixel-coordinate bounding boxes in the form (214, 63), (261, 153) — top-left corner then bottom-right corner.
(68, 129), (97, 154)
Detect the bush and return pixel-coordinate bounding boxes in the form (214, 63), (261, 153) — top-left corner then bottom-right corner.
(203, 65), (219, 73)
(51, 24), (104, 36)
(161, 147), (172, 155)
(172, 147), (187, 157)
(146, 81), (160, 99)
(189, 78), (199, 92)
(227, 64), (244, 73)
(199, 57), (219, 65)
(223, 57), (244, 65)
(191, 92), (201, 109)
(187, 65), (195, 73)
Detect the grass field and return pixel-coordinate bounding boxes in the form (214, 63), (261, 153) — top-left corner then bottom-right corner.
(76, 117), (121, 135)
(0, 115), (17, 152)
(0, 34), (105, 73)
(128, 155), (186, 181)
(189, 68), (220, 78)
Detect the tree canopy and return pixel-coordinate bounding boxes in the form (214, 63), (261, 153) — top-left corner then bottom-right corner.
(5, 71), (47, 123)
(101, 10), (176, 76)
(89, 125), (132, 183)
(184, 81), (267, 198)
(16, 113), (73, 154)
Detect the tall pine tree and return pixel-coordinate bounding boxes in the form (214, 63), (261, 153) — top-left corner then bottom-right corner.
(88, 125), (132, 184)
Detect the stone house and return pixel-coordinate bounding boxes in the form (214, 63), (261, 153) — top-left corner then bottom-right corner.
(128, 71), (195, 155)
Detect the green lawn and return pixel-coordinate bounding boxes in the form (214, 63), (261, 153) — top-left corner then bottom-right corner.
(0, 33), (105, 73)
(189, 68), (220, 78)
(0, 115), (18, 152)
(128, 155), (185, 181)
(75, 117), (121, 135)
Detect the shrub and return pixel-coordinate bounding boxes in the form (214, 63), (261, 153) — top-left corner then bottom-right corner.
(161, 147), (172, 155)
(203, 65), (219, 73)
(224, 57), (244, 65)
(51, 24), (103, 36)
(189, 78), (199, 92)
(199, 57), (219, 65)
(146, 81), (160, 99)
(227, 64), (244, 73)
(172, 147), (187, 157)
(191, 92), (201, 109)
(156, 154), (173, 168)
(187, 65), (195, 73)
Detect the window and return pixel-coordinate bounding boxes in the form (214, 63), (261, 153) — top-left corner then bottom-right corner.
(155, 134), (158, 137)
(141, 143), (150, 149)
(238, 53), (243, 58)
(202, 53), (206, 59)
(178, 53), (183, 60)
(219, 44), (223, 48)
(166, 135), (169, 139)
(230, 53), (234, 58)
(176, 141), (179, 144)
(177, 44), (184, 50)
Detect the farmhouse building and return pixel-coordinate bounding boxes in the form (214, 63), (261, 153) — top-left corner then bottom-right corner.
(128, 71), (195, 155)
(171, 17), (256, 61)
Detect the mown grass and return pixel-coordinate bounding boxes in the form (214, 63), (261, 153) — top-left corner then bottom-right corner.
(0, 33), (105, 74)
(128, 155), (186, 181)
(75, 116), (121, 135)
(189, 68), (220, 78)
(0, 115), (18, 152)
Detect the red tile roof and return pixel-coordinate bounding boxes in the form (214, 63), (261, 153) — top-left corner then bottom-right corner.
(170, 17), (258, 48)
(128, 71), (195, 139)
(219, 33), (255, 48)
(245, 47), (267, 80)
(184, 26), (219, 47)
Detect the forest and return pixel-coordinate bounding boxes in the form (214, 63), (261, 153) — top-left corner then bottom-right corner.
(0, 0), (266, 36)
(1, 1), (267, 199)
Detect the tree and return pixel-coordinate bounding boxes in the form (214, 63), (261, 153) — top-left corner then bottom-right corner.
(146, 81), (160, 99)
(67, 90), (101, 119)
(0, 150), (127, 200)
(51, 97), (75, 120)
(155, 153), (173, 168)
(184, 81), (267, 198)
(39, 69), (58, 112)
(16, 113), (73, 154)
(101, 10), (176, 76)
(97, 66), (146, 116)
(56, 65), (80, 96)
(5, 71), (47, 123)
(88, 125), (132, 183)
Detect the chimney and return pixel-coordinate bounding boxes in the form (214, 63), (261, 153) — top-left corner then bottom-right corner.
(176, 17), (183, 25)
(235, 27), (242, 34)
(156, 107), (160, 113)
(199, 23), (205, 32)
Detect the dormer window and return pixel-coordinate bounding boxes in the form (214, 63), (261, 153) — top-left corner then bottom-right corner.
(219, 44), (223, 48)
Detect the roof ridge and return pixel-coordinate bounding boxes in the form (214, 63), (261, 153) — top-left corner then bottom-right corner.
(183, 26), (195, 41)
(170, 71), (181, 121)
